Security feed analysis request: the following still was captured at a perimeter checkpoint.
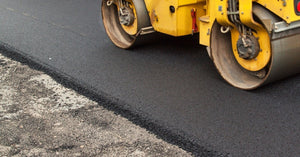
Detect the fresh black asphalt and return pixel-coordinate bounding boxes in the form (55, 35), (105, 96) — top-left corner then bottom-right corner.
(0, 0), (299, 156)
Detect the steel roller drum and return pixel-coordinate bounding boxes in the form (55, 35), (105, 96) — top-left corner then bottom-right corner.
(211, 5), (300, 90)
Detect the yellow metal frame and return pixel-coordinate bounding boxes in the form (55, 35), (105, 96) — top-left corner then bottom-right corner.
(234, 0), (271, 71)
(256, 0), (300, 23)
(144, 0), (206, 36)
(143, 0), (300, 47)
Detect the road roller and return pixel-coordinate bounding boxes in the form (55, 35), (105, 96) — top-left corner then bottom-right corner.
(101, 0), (300, 90)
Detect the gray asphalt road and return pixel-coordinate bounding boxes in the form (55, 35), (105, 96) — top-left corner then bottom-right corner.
(0, 0), (299, 156)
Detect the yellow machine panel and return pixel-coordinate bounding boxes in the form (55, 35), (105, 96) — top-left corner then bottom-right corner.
(256, 0), (300, 23)
(144, 0), (205, 36)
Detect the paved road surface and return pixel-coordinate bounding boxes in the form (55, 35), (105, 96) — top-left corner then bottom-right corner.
(0, 0), (299, 156)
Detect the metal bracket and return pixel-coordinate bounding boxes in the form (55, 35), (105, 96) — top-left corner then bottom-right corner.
(136, 26), (155, 36)
(239, 0), (263, 31)
(216, 0), (235, 27)
(274, 21), (300, 33)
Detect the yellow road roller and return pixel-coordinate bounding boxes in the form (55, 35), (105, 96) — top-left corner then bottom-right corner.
(101, 0), (300, 90)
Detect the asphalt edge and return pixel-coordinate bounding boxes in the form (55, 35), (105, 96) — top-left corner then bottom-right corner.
(0, 41), (230, 157)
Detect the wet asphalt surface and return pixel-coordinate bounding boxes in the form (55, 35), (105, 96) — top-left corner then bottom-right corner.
(0, 0), (299, 156)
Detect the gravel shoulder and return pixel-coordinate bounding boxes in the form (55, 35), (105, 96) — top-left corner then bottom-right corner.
(0, 53), (192, 157)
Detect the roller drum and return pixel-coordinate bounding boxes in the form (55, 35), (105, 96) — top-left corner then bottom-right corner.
(101, 0), (151, 49)
(211, 6), (300, 90)
(267, 33), (300, 83)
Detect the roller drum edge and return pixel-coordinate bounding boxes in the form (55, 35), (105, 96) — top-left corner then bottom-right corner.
(266, 33), (300, 84)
